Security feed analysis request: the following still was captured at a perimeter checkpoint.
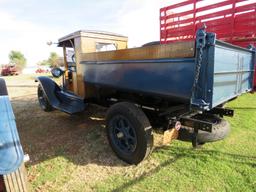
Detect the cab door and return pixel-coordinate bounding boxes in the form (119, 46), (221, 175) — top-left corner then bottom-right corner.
(63, 46), (76, 93)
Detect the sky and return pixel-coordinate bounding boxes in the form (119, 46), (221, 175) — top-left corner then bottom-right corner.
(0, 0), (174, 66)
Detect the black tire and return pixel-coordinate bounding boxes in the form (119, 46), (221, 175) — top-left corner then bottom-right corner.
(178, 115), (230, 145)
(106, 102), (154, 165)
(37, 84), (54, 112)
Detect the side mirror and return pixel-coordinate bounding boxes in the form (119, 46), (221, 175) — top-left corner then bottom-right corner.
(51, 67), (64, 78)
(46, 41), (53, 46)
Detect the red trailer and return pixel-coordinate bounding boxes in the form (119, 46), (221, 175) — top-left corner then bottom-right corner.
(160, 0), (256, 91)
(160, 0), (256, 46)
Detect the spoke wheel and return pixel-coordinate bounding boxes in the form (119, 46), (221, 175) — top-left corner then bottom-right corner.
(110, 115), (137, 154)
(106, 102), (153, 165)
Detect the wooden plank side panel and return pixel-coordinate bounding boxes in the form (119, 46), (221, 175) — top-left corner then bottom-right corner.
(80, 41), (195, 62)
(4, 163), (28, 192)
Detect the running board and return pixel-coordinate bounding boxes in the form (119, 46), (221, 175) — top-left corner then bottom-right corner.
(54, 90), (86, 114)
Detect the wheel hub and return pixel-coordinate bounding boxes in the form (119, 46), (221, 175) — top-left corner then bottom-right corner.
(110, 115), (137, 153)
(116, 132), (124, 138)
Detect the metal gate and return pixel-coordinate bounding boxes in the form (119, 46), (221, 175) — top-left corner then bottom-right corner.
(160, 0), (256, 48)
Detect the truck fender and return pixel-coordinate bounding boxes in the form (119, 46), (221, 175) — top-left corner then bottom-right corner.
(36, 76), (61, 107)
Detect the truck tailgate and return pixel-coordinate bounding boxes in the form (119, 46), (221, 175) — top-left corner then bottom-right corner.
(212, 41), (255, 107)
(192, 34), (255, 110)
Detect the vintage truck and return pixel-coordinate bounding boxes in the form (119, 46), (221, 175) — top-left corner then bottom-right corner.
(36, 28), (255, 164)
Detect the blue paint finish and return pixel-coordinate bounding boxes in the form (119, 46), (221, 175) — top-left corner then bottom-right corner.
(190, 35), (254, 110)
(191, 32), (216, 110)
(80, 33), (255, 111)
(37, 76), (85, 114)
(0, 79), (24, 174)
(83, 58), (196, 101)
(212, 42), (255, 108)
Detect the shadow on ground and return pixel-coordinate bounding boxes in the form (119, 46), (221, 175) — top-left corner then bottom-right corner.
(12, 94), (256, 169)
(12, 95), (127, 168)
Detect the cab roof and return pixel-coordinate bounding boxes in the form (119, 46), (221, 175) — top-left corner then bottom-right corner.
(58, 30), (128, 47)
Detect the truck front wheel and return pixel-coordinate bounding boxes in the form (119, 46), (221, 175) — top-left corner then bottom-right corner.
(106, 102), (153, 165)
(37, 85), (53, 112)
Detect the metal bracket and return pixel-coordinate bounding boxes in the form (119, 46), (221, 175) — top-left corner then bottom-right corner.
(191, 99), (210, 110)
(179, 116), (212, 132)
(206, 32), (216, 46)
(192, 128), (199, 148)
(247, 44), (256, 52)
(196, 29), (207, 49)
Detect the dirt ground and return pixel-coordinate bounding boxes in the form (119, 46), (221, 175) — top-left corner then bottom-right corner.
(4, 75), (162, 191)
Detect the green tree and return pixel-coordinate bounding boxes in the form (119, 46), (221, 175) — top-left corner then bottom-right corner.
(8, 50), (27, 70)
(48, 52), (59, 67)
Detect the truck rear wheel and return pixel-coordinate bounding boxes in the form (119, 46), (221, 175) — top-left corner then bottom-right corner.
(37, 84), (53, 112)
(106, 102), (153, 165)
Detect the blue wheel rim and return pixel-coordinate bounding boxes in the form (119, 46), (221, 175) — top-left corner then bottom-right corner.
(109, 115), (137, 154)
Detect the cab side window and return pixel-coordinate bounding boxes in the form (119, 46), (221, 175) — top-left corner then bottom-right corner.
(96, 43), (117, 52)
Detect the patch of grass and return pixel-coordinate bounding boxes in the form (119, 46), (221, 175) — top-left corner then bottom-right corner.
(28, 157), (74, 192)
(93, 94), (256, 192)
